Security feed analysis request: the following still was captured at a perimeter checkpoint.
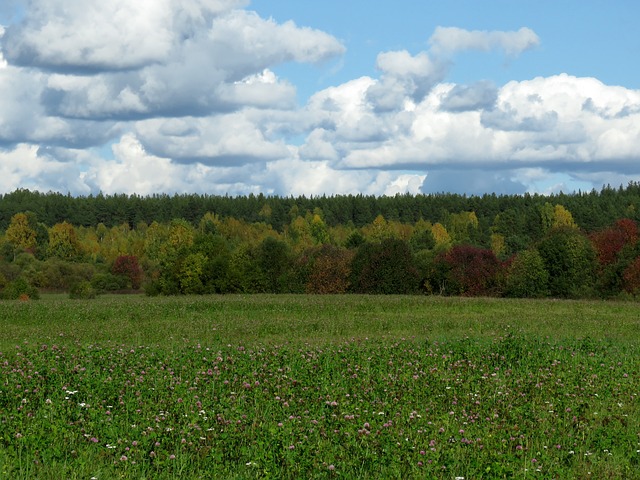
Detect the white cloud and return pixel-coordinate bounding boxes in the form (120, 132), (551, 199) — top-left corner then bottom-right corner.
(297, 71), (640, 195)
(1, 0), (250, 71)
(134, 113), (291, 165)
(82, 134), (191, 195)
(367, 50), (447, 110)
(29, 8), (345, 121)
(383, 174), (427, 196)
(0, 143), (92, 194)
(429, 26), (540, 57)
(0, 5), (638, 199)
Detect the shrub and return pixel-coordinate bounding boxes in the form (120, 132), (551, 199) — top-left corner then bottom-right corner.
(69, 281), (97, 299)
(91, 272), (128, 292)
(1, 277), (40, 300)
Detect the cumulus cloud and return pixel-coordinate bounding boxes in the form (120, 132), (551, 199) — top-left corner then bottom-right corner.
(0, 143), (92, 194)
(33, 8), (344, 121)
(134, 112), (291, 166)
(366, 50), (448, 110)
(1, 0), (250, 72)
(429, 26), (540, 57)
(0, 3), (638, 199)
(303, 72), (640, 196)
(440, 81), (498, 112)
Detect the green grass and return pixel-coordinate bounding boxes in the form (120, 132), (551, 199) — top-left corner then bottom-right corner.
(1, 295), (639, 478)
(2, 294), (639, 349)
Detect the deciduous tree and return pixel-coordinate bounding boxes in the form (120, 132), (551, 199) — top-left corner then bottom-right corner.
(537, 227), (596, 298)
(505, 249), (549, 298)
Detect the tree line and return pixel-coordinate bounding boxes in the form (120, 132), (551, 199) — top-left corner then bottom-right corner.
(1, 184), (640, 299)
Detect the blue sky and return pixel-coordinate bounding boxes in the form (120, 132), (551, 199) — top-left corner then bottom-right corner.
(252, 1), (640, 97)
(0, 1), (639, 197)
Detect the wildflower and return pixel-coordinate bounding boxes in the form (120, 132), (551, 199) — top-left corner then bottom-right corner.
(120, 455), (128, 461)
(169, 454), (176, 460)
(328, 465), (335, 471)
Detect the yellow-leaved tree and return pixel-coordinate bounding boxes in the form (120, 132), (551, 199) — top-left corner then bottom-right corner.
(5, 212), (38, 252)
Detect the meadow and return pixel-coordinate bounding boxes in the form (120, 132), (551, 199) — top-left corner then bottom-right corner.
(1, 295), (639, 478)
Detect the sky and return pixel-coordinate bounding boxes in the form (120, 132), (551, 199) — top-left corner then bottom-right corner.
(0, 0), (639, 198)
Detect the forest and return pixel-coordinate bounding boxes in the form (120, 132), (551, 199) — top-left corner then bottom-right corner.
(1, 183), (640, 299)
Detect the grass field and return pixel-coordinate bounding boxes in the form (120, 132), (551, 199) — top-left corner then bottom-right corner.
(1, 295), (639, 478)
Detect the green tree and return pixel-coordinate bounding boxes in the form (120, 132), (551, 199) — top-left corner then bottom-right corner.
(537, 227), (596, 298)
(446, 211), (479, 244)
(310, 213), (330, 244)
(47, 222), (83, 260)
(505, 249), (549, 298)
(178, 252), (207, 294)
(409, 220), (436, 252)
(350, 239), (420, 294)
(256, 237), (293, 293)
(363, 214), (393, 242)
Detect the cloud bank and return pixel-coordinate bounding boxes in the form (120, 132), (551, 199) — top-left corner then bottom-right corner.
(0, 1), (639, 197)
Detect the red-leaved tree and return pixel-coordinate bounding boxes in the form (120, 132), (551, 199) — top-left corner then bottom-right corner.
(590, 218), (638, 266)
(112, 255), (143, 290)
(622, 257), (640, 295)
(442, 245), (503, 296)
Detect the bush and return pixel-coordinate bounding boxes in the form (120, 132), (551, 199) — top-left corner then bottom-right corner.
(91, 272), (128, 292)
(30, 259), (95, 291)
(1, 277), (40, 300)
(69, 281), (97, 299)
